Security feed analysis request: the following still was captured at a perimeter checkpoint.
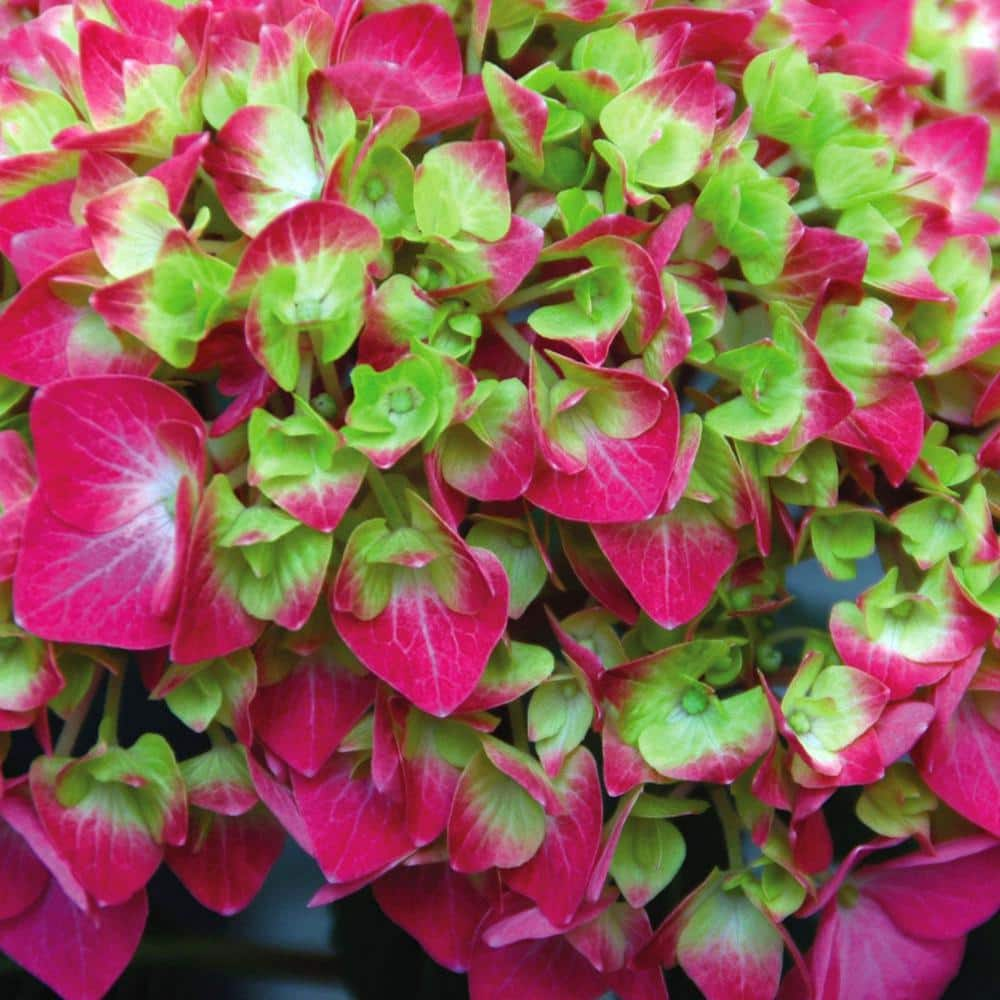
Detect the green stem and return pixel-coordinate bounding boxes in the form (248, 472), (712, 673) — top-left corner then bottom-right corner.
(97, 670), (124, 747)
(318, 361), (347, 413)
(2, 260), (16, 300)
(296, 354), (314, 399)
(790, 194), (823, 216)
(709, 786), (744, 870)
(766, 626), (821, 647)
(766, 152), (796, 176)
(207, 722), (229, 749)
(491, 315), (533, 365)
(226, 461), (248, 488)
(366, 464), (406, 529)
(508, 698), (529, 754)
(502, 278), (564, 310)
(465, 30), (482, 75)
(53, 669), (103, 757)
(719, 277), (757, 295)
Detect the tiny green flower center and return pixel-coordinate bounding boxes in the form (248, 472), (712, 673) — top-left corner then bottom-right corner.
(758, 644), (782, 671)
(787, 710), (812, 735)
(364, 176), (387, 202)
(730, 587), (754, 610)
(413, 263), (439, 290)
(681, 685), (710, 716)
(312, 393), (337, 419)
(293, 299), (324, 324)
(888, 602), (913, 621)
(388, 388), (416, 415)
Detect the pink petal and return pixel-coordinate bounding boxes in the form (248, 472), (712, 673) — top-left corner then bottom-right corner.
(292, 754), (413, 883)
(374, 863), (492, 972)
(165, 807), (285, 916)
(0, 882), (147, 1000)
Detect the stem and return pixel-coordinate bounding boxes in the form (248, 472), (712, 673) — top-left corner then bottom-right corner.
(97, 670), (124, 747)
(53, 669), (103, 757)
(226, 461), (248, 487)
(790, 194), (823, 216)
(502, 279), (564, 310)
(318, 361), (347, 413)
(465, 31), (482, 76)
(766, 627), (821, 647)
(508, 698), (529, 754)
(207, 722), (229, 749)
(366, 464), (406, 529)
(766, 152), (796, 176)
(709, 786), (744, 870)
(719, 278), (757, 295)
(296, 354), (314, 398)
(491, 315), (533, 365)
(2, 261), (16, 300)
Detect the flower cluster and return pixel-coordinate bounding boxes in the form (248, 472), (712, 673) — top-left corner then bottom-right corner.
(0, 0), (999, 998)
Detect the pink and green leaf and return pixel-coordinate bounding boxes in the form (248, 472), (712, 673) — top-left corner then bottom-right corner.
(292, 753), (413, 883)
(252, 645), (375, 778)
(324, 4), (464, 118)
(831, 564), (996, 699)
(205, 104), (324, 237)
(171, 475), (264, 664)
(179, 745), (258, 818)
(83, 175), (182, 279)
(527, 677), (594, 777)
(29, 736), (184, 906)
(0, 252), (157, 386)
(154, 651), (257, 745)
(332, 523), (509, 716)
(593, 499), (738, 630)
(415, 141), (511, 242)
(374, 863), (493, 973)
(217, 499), (332, 631)
(483, 63), (548, 174)
(459, 640), (556, 713)
(0, 879), (148, 1000)
(0, 431), (36, 580)
(504, 747), (603, 925)
(610, 814), (684, 909)
(815, 298), (926, 407)
(438, 378), (535, 501)
(827, 383), (925, 488)
(247, 398), (366, 532)
(231, 200), (381, 390)
(527, 357), (679, 524)
(165, 805), (285, 916)
(599, 63), (716, 191)
(604, 640), (774, 782)
(675, 886), (783, 1000)
(448, 749), (547, 873)
(465, 518), (548, 618)
(91, 233), (234, 369)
